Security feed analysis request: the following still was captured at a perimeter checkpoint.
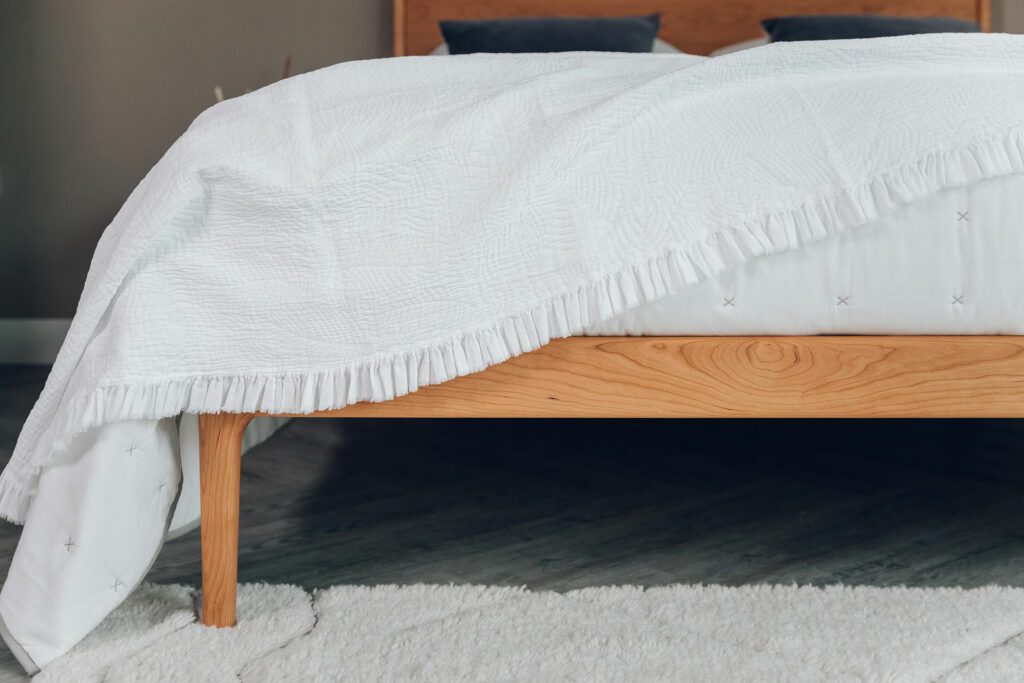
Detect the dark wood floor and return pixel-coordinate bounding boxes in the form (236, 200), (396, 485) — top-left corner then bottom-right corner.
(2, 364), (1024, 677)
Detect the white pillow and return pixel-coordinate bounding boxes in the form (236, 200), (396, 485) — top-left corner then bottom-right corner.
(652, 38), (684, 54)
(430, 37), (685, 55)
(709, 36), (770, 57)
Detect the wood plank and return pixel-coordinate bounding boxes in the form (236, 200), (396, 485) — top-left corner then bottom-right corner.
(393, 0), (407, 57)
(164, 416), (1024, 593)
(276, 337), (1024, 419)
(979, 0), (992, 32)
(395, 0), (989, 56)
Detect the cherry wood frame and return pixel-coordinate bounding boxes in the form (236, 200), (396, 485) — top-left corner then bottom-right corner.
(394, 0), (991, 57)
(198, 336), (1024, 626)
(197, 0), (997, 628)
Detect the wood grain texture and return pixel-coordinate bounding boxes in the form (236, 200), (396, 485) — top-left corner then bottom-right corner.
(198, 412), (253, 628)
(978, 0), (992, 31)
(199, 333), (1022, 626)
(394, 0), (990, 56)
(276, 337), (1024, 419)
(394, 0), (406, 58)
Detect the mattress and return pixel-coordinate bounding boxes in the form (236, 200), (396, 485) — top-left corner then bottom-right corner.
(587, 173), (1024, 336)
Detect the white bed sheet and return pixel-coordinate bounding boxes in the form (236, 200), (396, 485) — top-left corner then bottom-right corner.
(587, 174), (1024, 336)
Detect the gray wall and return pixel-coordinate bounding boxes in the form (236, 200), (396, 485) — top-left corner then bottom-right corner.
(1, 0), (392, 318)
(1, 1), (1020, 318)
(995, 0), (1024, 34)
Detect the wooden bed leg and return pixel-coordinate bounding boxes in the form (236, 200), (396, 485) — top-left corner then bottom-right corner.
(198, 412), (253, 628)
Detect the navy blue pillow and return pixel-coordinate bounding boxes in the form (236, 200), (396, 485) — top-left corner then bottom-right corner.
(761, 14), (981, 42)
(439, 15), (660, 54)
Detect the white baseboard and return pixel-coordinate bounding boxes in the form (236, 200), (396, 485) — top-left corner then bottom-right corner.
(0, 318), (72, 365)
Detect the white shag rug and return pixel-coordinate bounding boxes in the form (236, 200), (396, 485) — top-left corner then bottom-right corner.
(29, 583), (1024, 682)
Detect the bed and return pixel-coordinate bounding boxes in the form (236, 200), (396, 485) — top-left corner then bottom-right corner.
(190, 0), (1016, 630)
(1, 0), (1020, 673)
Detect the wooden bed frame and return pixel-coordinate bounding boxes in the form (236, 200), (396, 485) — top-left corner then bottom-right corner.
(197, 0), (999, 628)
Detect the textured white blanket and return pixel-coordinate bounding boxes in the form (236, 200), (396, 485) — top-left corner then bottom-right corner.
(3, 34), (1024, 670)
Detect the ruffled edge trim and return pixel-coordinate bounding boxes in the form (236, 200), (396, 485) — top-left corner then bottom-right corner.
(2, 128), (1023, 523)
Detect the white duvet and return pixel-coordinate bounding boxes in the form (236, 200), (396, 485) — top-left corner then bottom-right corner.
(587, 173), (1024, 335)
(4, 34), (1024, 671)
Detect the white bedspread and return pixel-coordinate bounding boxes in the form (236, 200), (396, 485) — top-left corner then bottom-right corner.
(4, 34), (1024, 671)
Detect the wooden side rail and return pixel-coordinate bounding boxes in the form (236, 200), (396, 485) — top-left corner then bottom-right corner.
(288, 336), (1024, 419)
(198, 335), (1024, 627)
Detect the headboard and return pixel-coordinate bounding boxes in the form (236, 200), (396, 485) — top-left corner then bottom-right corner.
(394, 0), (991, 56)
